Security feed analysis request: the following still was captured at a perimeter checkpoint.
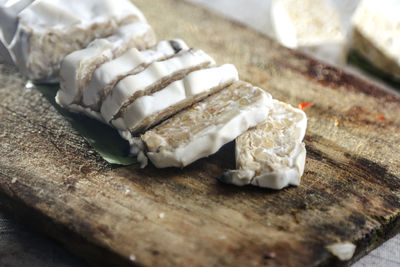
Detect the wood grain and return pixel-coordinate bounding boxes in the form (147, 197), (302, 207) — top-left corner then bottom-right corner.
(1, 0), (400, 266)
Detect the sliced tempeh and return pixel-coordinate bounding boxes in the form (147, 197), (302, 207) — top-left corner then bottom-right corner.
(141, 81), (273, 168)
(56, 22), (155, 119)
(101, 49), (216, 123)
(8, 0), (149, 82)
(222, 100), (307, 189)
(352, 0), (400, 79)
(113, 64), (239, 136)
(83, 39), (189, 112)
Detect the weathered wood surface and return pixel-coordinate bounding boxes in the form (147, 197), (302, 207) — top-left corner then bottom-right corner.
(1, 0), (400, 266)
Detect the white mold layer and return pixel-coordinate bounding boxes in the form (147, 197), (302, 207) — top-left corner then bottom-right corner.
(56, 22), (155, 110)
(83, 39), (188, 111)
(113, 64), (238, 134)
(222, 100), (307, 190)
(141, 81), (273, 168)
(101, 49), (216, 123)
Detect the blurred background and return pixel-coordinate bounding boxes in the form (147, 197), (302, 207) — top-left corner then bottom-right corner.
(186, 0), (400, 92)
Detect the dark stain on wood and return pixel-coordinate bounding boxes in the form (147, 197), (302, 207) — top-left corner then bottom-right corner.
(286, 51), (400, 103)
(272, 51), (400, 102)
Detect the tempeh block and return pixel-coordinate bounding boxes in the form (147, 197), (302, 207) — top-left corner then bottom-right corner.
(141, 81), (273, 168)
(222, 100), (307, 189)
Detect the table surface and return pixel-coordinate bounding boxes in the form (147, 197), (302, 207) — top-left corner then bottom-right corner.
(1, 0), (399, 266)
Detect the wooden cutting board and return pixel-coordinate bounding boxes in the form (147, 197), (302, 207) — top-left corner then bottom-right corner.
(1, 0), (400, 266)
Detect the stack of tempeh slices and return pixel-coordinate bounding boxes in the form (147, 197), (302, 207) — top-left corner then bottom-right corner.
(1, 0), (307, 190)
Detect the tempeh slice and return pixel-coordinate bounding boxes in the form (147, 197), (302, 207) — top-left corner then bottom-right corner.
(113, 64), (238, 136)
(221, 100), (307, 189)
(83, 39), (188, 111)
(101, 49), (216, 123)
(141, 81), (273, 168)
(56, 22), (155, 111)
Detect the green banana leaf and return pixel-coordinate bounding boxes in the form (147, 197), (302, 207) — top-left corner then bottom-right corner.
(35, 84), (137, 166)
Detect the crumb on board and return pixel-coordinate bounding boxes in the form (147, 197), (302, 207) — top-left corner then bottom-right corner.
(25, 81), (34, 89)
(124, 189), (131, 196)
(291, 209), (302, 224)
(325, 242), (356, 261)
(334, 117), (339, 127)
(219, 235), (227, 240)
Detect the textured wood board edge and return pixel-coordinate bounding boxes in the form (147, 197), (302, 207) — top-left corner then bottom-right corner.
(347, 215), (400, 266)
(0, 174), (132, 267)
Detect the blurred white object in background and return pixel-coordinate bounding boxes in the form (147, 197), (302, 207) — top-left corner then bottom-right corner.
(186, 0), (274, 38)
(271, 0), (346, 65)
(328, 0), (361, 31)
(352, 0), (400, 80)
(186, 0), (362, 66)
